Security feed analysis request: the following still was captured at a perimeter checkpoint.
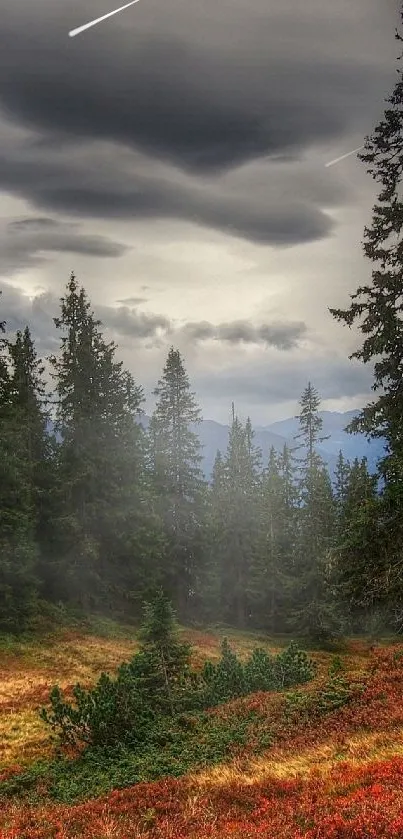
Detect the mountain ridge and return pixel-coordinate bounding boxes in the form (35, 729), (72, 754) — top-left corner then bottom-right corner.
(139, 410), (386, 479)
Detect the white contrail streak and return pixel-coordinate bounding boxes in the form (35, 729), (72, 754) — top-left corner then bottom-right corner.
(69, 0), (140, 38)
(325, 145), (364, 168)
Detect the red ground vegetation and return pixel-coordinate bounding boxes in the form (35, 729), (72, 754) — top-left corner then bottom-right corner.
(2, 645), (403, 839)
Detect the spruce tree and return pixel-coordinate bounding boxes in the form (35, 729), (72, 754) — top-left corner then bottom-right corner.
(330, 13), (403, 486)
(334, 458), (381, 618)
(209, 409), (262, 628)
(291, 385), (339, 639)
(0, 326), (39, 630)
(50, 272), (158, 612)
(149, 348), (205, 619)
(255, 445), (297, 631)
(329, 5), (403, 613)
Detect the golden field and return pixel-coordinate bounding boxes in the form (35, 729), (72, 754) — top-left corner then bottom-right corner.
(1, 622), (403, 838)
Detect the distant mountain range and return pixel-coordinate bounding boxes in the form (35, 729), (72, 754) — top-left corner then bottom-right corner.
(139, 410), (387, 480)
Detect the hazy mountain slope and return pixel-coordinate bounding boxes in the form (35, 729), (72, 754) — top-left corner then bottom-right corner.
(139, 410), (386, 479)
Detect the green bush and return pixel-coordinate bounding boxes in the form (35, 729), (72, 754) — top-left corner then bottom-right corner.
(274, 640), (316, 688)
(201, 639), (315, 706)
(202, 638), (246, 704)
(40, 594), (316, 751)
(244, 647), (277, 692)
(40, 669), (157, 748)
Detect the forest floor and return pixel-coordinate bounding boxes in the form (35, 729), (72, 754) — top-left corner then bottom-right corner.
(1, 618), (403, 838)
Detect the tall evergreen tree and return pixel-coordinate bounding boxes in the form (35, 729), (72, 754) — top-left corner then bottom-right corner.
(256, 446), (294, 630)
(0, 326), (39, 630)
(208, 410), (262, 627)
(8, 328), (55, 552)
(50, 272), (159, 612)
(149, 348), (205, 619)
(291, 385), (338, 639)
(329, 5), (403, 612)
(330, 11), (403, 486)
(334, 458), (381, 618)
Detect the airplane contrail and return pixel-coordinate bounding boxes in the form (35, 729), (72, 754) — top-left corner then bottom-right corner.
(69, 0), (141, 38)
(325, 145), (364, 168)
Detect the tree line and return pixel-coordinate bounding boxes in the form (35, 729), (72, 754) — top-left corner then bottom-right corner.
(0, 273), (392, 639)
(3, 5), (403, 640)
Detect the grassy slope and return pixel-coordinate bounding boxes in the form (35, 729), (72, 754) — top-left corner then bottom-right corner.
(1, 620), (403, 838)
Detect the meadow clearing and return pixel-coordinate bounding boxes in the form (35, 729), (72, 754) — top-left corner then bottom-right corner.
(1, 621), (403, 838)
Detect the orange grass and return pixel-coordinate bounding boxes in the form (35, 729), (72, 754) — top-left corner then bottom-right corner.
(2, 627), (401, 838)
(0, 624), (316, 767)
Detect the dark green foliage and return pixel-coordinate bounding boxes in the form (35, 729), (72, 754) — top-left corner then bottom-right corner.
(148, 348), (206, 620)
(0, 327), (45, 631)
(274, 640), (316, 688)
(202, 638), (315, 705)
(40, 673), (155, 748)
(47, 273), (164, 612)
(284, 673), (362, 720)
(41, 592), (198, 747)
(329, 11), (403, 614)
(244, 647), (278, 692)
(41, 593), (316, 751)
(202, 638), (246, 703)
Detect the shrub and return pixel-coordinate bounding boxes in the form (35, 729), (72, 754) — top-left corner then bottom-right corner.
(202, 638), (246, 704)
(40, 596), (316, 751)
(202, 639), (315, 707)
(274, 640), (316, 688)
(243, 647), (277, 693)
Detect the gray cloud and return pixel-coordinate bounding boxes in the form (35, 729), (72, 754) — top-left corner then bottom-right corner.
(99, 304), (171, 340)
(183, 319), (307, 350)
(0, 281), (374, 422)
(0, 136), (335, 246)
(0, 1), (395, 174)
(0, 281), (307, 352)
(193, 355), (374, 407)
(0, 0), (397, 245)
(116, 296), (148, 305)
(0, 216), (128, 275)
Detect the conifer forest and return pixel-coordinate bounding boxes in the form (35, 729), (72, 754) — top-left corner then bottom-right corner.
(2, 3), (403, 838)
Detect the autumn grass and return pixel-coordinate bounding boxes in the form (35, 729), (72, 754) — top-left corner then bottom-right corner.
(0, 620), (302, 769)
(2, 621), (403, 838)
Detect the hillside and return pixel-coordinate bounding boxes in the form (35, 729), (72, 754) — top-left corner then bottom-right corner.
(1, 623), (403, 838)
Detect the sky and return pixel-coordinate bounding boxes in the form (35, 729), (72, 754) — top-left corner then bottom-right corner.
(0, 0), (399, 425)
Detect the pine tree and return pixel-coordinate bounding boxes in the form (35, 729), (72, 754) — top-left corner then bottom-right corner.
(149, 348), (205, 619)
(333, 451), (351, 540)
(330, 13), (403, 486)
(329, 5), (403, 613)
(50, 272), (158, 612)
(291, 385), (339, 639)
(137, 589), (192, 715)
(8, 328), (55, 559)
(256, 447), (293, 631)
(334, 458), (381, 618)
(0, 326), (39, 630)
(209, 409), (262, 628)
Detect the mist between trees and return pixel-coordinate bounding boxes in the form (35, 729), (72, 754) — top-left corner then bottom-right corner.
(0, 268), (399, 642)
(3, 7), (403, 640)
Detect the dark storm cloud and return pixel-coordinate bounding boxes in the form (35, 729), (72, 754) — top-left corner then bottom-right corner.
(0, 216), (128, 275)
(0, 0), (397, 244)
(0, 1), (395, 174)
(0, 136), (334, 245)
